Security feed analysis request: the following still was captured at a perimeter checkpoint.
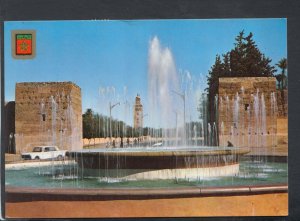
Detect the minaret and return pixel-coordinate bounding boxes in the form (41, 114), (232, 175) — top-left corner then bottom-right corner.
(133, 94), (143, 129)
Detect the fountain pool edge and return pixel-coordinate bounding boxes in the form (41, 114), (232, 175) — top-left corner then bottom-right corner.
(5, 160), (76, 169)
(6, 183), (288, 202)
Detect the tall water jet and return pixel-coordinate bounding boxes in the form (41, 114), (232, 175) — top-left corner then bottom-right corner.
(51, 95), (57, 147)
(207, 123), (211, 146)
(253, 90), (260, 148)
(261, 93), (267, 148)
(270, 92), (278, 148)
(193, 124), (197, 145)
(199, 93), (208, 146)
(218, 78), (278, 151)
(148, 36), (181, 144)
(233, 92), (240, 147)
(220, 121), (225, 147)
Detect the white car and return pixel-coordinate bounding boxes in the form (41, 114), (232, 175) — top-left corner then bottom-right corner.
(21, 146), (66, 160)
(152, 142), (163, 147)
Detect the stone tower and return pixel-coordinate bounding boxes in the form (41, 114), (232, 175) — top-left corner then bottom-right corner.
(15, 82), (82, 153)
(218, 77), (277, 148)
(133, 94), (143, 129)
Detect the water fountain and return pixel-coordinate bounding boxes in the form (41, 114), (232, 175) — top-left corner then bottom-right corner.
(66, 147), (249, 180)
(64, 37), (250, 181)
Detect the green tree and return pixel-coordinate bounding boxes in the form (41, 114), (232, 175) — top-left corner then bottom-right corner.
(83, 108), (170, 147)
(229, 31), (247, 76)
(223, 52), (231, 77)
(205, 30), (276, 124)
(275, 57), (287, 117)
(276, 58), (287, 89)
(206, 55), (224, 122)
(229, 31), (276, 77)
(82, 109), (94, 145)
(275, 74), (283, 89)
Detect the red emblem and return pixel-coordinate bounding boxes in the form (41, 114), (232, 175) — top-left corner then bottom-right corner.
(16, 34), (32, 55)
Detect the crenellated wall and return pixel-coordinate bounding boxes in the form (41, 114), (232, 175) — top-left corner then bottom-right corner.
(218, 77), (278, 148)
(15, 82), (82, 153)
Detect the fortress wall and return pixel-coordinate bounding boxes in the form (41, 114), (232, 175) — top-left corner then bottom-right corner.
(276, 89), (288, 117)
(218, 77), (277, 148)
(15, 82), (82, 153)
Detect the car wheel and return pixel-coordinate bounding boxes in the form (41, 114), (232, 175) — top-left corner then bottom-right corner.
(34, 156), (40, 160)
(57, 155), (63, 161)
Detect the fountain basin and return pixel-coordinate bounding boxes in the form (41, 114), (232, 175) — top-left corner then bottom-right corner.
(5, 156), (288, 188)
(66, 146), (250, 179)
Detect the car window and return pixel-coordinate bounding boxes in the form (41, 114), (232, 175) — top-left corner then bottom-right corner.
(32, 147), (42, 152)
(49, 147), (56, 151)
(44, 147), (50, 152)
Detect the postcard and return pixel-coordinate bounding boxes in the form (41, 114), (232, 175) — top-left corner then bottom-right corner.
(3, 19), (287, 218)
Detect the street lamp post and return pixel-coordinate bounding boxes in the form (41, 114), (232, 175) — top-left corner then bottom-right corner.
(173, 110), (178, 129)
(109, 102), (120, 143)
(173, 110), (178, 146)
(123, 100), (131, 138)
(172, 90), (186, 145)
(142, 113), (148, 127)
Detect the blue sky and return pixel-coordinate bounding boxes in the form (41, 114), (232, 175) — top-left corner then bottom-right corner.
(4, 19), (287, 126)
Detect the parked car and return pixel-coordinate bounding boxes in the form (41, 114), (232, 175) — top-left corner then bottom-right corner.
(21, 146), (66, 160)
(152, 142), (163, 147)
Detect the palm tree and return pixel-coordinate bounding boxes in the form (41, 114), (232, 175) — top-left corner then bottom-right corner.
(276, 58), (287, 89)
(276, 58), (287, 116)
(275, 74), (283, 89)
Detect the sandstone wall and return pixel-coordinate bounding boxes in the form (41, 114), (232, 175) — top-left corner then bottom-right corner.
(277, 117), (288, 147)
(15, 82), (82, 153)
(218, 77), (277, 148)
(276, 89), (288, 117)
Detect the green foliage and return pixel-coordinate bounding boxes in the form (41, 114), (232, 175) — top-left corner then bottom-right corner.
(206, 31), (276, 98)
(275, 58), (287, 89)
(205, 31), (277, 122)
(82, 109), (94, 139)
(82, 109), (162, 139)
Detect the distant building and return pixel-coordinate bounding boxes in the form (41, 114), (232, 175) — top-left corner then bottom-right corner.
(133, 94), (143, 129)
(15, 82), (82, 153)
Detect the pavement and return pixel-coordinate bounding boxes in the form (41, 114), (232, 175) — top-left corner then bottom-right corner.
(5, 192), (288, 218)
